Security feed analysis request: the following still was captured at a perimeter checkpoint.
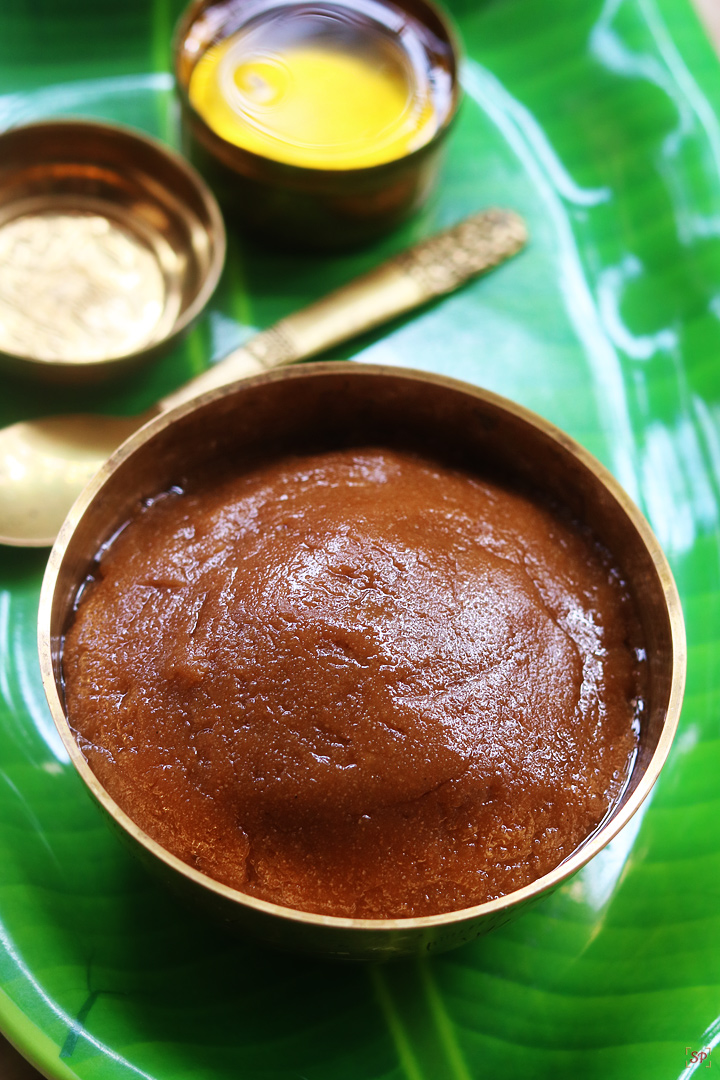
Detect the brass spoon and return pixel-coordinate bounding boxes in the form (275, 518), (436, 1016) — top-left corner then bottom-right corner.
(0, 210), (526, 547)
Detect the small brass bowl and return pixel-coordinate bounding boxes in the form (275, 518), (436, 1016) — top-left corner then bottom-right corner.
(173, 0), (460, 249)
(38, 364), (685, 959)
(0, 120), (226, 384)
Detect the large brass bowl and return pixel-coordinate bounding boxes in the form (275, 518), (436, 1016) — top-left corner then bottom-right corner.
(38, 363), (686, 960)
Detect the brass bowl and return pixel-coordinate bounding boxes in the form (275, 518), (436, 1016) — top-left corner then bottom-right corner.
(38, 364), (686, 959)
(173, 0), (461, 249)
(0, 119), (226, 383)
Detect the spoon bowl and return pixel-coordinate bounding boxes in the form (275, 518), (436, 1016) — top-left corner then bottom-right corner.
(0, 415), (144, 547)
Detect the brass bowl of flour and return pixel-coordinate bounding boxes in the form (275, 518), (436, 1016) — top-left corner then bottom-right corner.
(0, 120), (225, 383)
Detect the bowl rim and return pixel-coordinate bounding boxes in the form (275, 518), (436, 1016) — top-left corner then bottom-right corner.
(38, 361), (687, 932)
(0, 117), (227, 374)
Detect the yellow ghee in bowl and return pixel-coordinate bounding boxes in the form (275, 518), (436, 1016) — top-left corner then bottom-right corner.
(186, 0), (453, 170)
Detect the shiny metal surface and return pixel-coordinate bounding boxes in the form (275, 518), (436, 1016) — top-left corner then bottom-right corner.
(0, 119), (225, 382)
(38, 363), (685, 961)
(0, 208), (525, 547)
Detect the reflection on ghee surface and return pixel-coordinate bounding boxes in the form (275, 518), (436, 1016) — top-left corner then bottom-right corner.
(187, 0), (453, 169)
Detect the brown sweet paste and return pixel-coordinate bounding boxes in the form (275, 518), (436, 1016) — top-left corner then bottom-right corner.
(63, 448), (642, 918)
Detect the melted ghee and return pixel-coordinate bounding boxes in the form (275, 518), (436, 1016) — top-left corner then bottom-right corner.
(187, 1), (452, 170)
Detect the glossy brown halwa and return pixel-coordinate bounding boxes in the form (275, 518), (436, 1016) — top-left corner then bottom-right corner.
(63, 448), (642, 918)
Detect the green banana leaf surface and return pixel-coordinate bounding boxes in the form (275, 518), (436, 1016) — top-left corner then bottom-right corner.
(1, 0), (719, 1077)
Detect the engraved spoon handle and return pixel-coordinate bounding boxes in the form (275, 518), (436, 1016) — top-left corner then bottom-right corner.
(158, 209), (527, 413)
